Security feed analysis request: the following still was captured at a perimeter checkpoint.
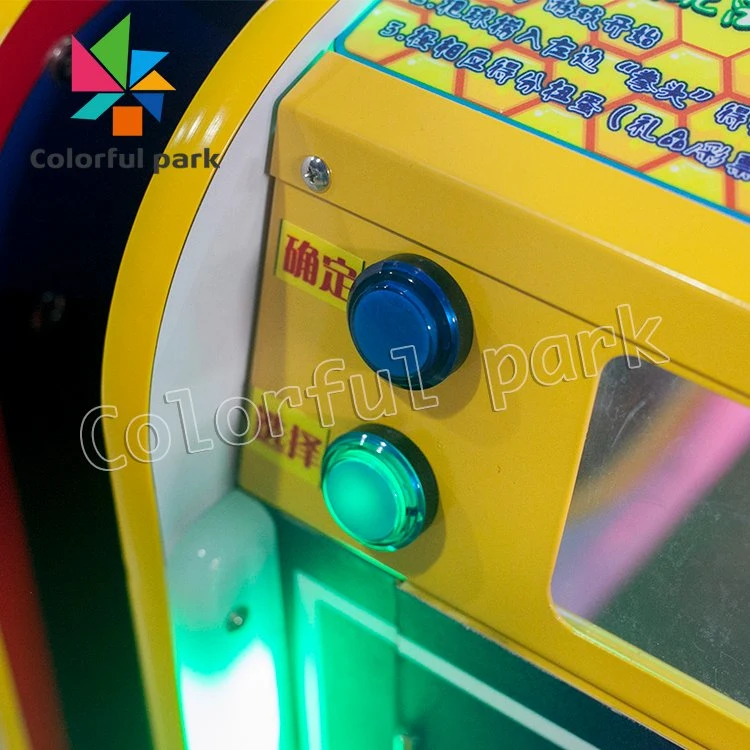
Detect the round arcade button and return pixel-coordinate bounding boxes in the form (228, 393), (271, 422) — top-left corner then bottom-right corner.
(320, 425), (438, 551)
(347, 254), (473, 389)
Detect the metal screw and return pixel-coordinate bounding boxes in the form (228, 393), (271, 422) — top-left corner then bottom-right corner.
(30, 292), (66, 332)
(225, 605), (249, 632)
(301, 156), (331, 193)
(393, 734), (419, 750)
(46, 37), (73, 85)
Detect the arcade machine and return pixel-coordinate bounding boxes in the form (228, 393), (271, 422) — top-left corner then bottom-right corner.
(0, 2), (262, 747)
(0, 4), (87, 749)
(4, 0), (750, 748)
(0, 416), (68, 750)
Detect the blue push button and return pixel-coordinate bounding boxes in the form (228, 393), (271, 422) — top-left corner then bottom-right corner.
(347, 254), (473, 389)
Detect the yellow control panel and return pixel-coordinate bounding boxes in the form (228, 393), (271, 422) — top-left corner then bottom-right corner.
(240, 51), (750, 749)
(98, 2), (750, 748)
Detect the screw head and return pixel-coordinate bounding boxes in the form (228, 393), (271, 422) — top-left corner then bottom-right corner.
(301, 156), (331, 193)
(225, 605), (249, 633)
(30, 292), (66, 332)
(46, 37), (73, 85)
(393, 734), (419, 750)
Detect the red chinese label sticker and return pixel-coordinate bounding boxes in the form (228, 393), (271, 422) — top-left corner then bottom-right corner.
(275, 220), (366, 310)
(247, 387), (331, 485)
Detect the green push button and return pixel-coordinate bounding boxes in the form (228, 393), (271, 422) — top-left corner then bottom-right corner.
(321, 425), (438, 551)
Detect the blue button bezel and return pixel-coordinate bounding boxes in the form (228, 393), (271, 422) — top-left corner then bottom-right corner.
(347, 254), (473, 389)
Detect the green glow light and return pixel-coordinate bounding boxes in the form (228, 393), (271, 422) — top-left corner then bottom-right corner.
(166, 491), (290, 749)
(324, 454), (403, 543)
(321, 427), (438, 551)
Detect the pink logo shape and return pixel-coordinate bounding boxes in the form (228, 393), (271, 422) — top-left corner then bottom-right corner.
(71, 38), (122, 93)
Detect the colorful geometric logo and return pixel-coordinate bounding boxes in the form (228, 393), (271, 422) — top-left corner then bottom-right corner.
(71, 14), (174, 137)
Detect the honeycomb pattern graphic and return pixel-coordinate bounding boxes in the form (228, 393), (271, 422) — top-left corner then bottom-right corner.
(341, 0), (750, 219)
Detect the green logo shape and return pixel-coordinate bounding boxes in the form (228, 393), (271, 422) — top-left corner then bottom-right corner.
(90, 14), (130, 89)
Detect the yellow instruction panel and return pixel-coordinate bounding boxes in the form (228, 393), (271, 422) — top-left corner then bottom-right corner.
(336, 0), (750, 222)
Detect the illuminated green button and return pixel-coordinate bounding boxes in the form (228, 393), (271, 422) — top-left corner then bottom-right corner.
(321, 425), (438, 551)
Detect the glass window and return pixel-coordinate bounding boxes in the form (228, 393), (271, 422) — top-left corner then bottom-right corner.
(552, 357), (750, 706)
